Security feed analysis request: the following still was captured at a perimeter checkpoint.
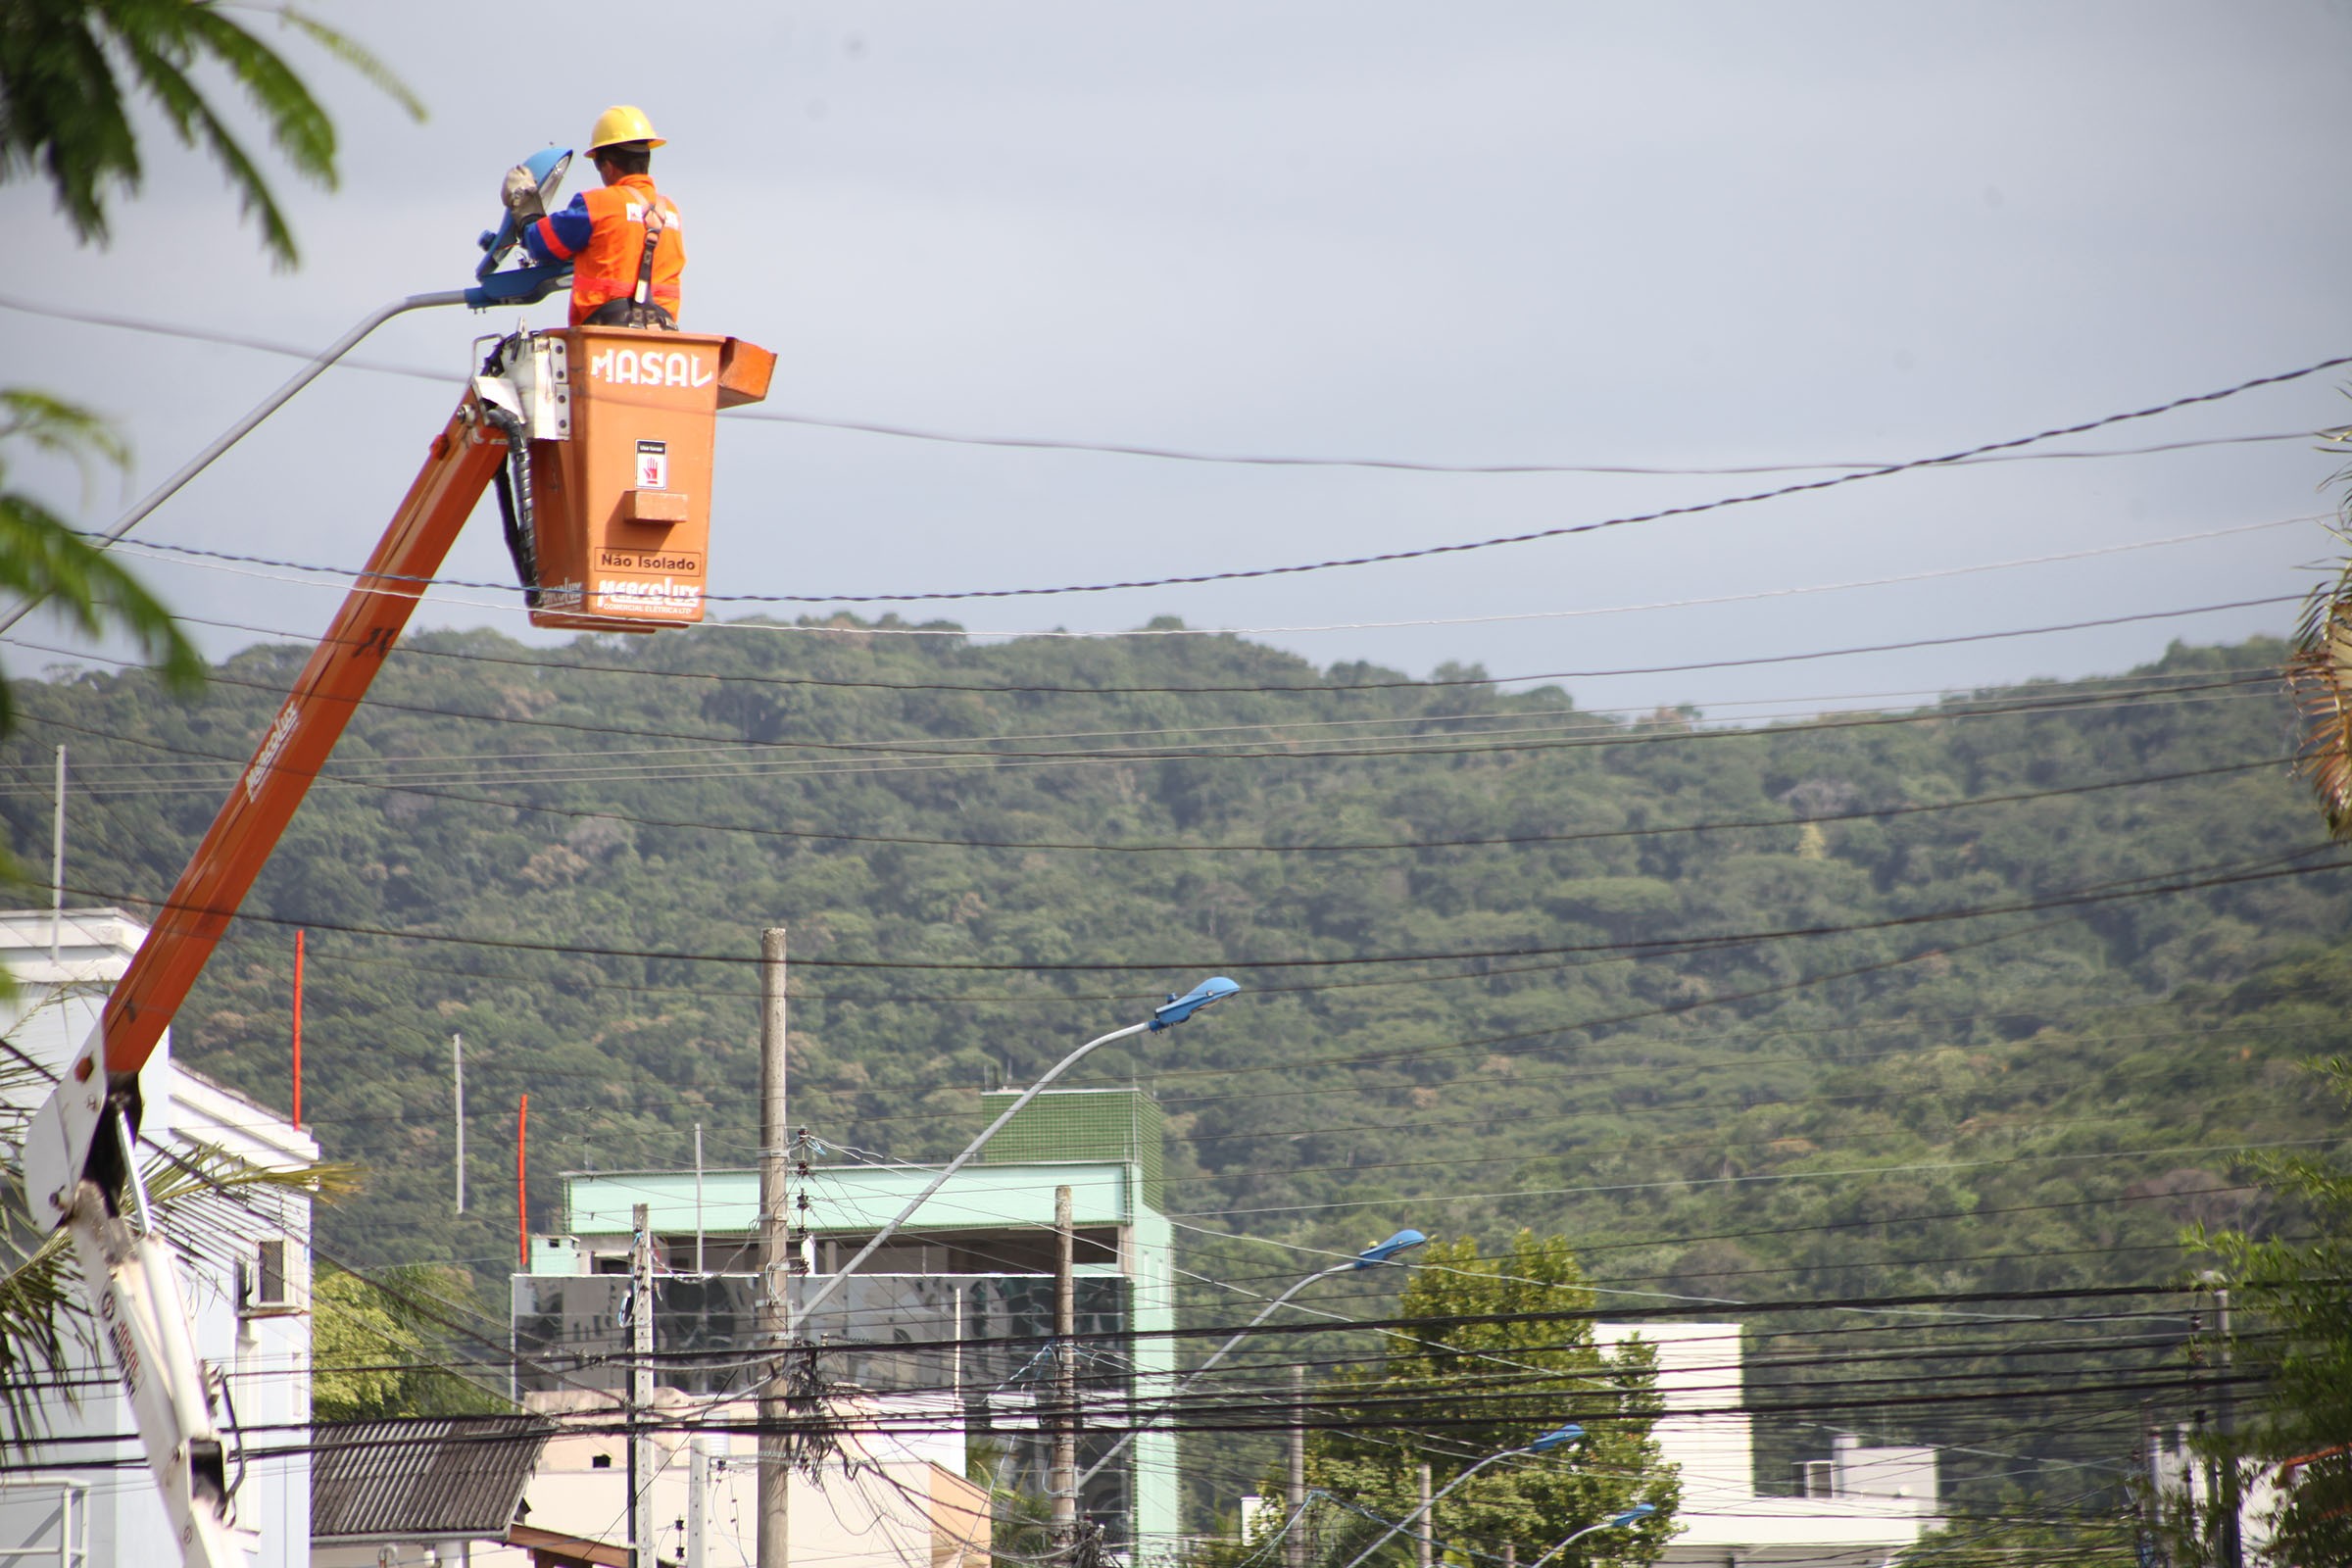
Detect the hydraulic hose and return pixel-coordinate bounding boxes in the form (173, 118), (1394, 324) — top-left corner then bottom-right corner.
(483, 405), (541, 607)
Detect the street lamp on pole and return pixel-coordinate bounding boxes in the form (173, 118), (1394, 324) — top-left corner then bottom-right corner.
(1076, 1227), (1429, 1490)
(1528, 1505), (1656, 1568)
(793, 975), (1242, 1328)
(0, 147), (578, 641)
(1336, 1424), (1586, 1568)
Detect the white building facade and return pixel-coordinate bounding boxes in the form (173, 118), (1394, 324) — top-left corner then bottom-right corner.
(1592, 1323), (1941, 1568)
(0, 909), (317, 1568)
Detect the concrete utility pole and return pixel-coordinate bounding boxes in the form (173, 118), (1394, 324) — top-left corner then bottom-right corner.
(689, 1438), (711, 1568)
(631, 1203), (657, 1568)
(1416, 1465), (1433, 1568)
(2210, 1280), (2244, 1568)
(453, 1034), (466, 1214)
(1053, 1185), (1078, 1554)
(759, 927), (791, 1568)
(2143, 1408), (2173, 1568)
(1286, 1364), (1307, 1568)
(49, 744), (65, 962)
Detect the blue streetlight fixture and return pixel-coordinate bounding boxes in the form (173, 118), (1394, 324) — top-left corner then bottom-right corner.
(1078, 1223), (1429, 1490)
(1354, 1228), (1428, 1267)
(1529, 1503), (1656, 1567)
(1337, 1423), (1586, 1568)
(797, 976), (1242, 1328)
(476, 145), (573, 278)
(1152, 975), (1240, 1029)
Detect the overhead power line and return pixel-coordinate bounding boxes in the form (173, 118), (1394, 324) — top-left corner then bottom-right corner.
(0, 290), (2324, 478)
(1163, 1132), (2349, 1223)
(1171, 1181), (2273, 1271)
(79, 526), (2312, 664)
(4, 671), (2287, 854)
(108, 511), (2322, 649)
(8, 640), (2288, 790)
(625, 349), (2352, 601)
(50, 843), (2350, 976)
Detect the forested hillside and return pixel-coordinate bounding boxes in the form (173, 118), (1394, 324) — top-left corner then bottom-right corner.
(4, 622), (2342, 1513)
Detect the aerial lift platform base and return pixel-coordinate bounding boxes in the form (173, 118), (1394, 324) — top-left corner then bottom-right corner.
(22, 183), (771, 1565)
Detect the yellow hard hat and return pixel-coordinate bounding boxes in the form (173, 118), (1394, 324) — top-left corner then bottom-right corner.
(586, 105), (666, 154)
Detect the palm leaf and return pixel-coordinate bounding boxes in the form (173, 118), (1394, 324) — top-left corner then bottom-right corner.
(0, 7), (139, 245)
(0, 1224), (78, 1443)
(0, 390), (130, 480)
(2287, 526), (2352, 840)
(0, 0), (421, 267)
(266, 7), (424, 123)
(0, 386), (205, 733)
(0, 492), (206, 715)
(0, 1127), (360, 1446)
(182, 7), (336, 182)
(112, 19), (298, 266)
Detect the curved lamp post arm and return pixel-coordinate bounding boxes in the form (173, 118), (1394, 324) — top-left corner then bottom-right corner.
(793, 979), (1234, 1333)
(1528, 1528), (1588, 1568)
(1075, 1258), (1352, 1489)
(0, 288), (476, 639)
(1528, 1506), (1656, 1568)
(1334, 1450), (1514, 1568)
(794, 1018), (1153, 1328)
(1335, 1423), (1581, 1568)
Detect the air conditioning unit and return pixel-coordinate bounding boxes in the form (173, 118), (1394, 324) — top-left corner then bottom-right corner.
(238, 1239), (305, 1316)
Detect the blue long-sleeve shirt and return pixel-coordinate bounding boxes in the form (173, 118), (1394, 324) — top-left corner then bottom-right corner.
(521, 192), (599, 265)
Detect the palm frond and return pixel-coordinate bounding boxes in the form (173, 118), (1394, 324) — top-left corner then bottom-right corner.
(0, 7), (139, 245)
(2286, 524), (2352, 841)
(112, 20), (297, 267)
(143, 1140), (362, 1206)
(267, 6), (424, 122)
(0, 390), (131, 482)
(0, 1133), (359, 1447)
(0, 384), (199, 739)
(0, 1225), (80, 1444)
(182, 7), (335, 182)
(0, 480), (207, 718)
(0, 0), (421, 267)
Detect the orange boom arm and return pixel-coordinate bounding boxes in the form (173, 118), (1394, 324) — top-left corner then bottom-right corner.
(101, 399), (505, 1076)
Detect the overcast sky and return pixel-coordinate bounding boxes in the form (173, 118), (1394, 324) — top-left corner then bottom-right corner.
(7, 0), (2352, 718)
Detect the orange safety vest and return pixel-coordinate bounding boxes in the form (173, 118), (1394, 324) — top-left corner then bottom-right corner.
(568, 174), (685, 327)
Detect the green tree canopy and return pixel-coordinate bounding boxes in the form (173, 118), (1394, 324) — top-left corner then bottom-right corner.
(2196, 1056), (2352, 1567)
(1304, 1234), (1677, 1567)
(312, 1262), (512, 1423)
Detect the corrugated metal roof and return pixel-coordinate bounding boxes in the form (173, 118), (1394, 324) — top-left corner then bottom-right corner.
(312, 1417), (553, 1541)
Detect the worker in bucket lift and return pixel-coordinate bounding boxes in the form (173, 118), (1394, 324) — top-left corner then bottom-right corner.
(511, 105), (685, 328)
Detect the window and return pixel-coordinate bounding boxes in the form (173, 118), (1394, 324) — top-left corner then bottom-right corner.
(238, 1239), (304, 1316)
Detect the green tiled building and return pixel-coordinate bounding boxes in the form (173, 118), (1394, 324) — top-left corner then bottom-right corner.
(515, 1089), (1180, 1560)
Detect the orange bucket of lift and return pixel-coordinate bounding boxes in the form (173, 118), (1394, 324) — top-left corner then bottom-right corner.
(524, 326), (775, 631)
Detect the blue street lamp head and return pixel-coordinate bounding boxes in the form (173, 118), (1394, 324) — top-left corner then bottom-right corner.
(520, 145), (574, 203)
(1608, 1505), (1655, 1527)
(477, 145), (573, 272)
(1353, 1228), (1428, 1268)
(1151, 975), (1240, 1031)
(1526, 1423), (1585, 1452)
